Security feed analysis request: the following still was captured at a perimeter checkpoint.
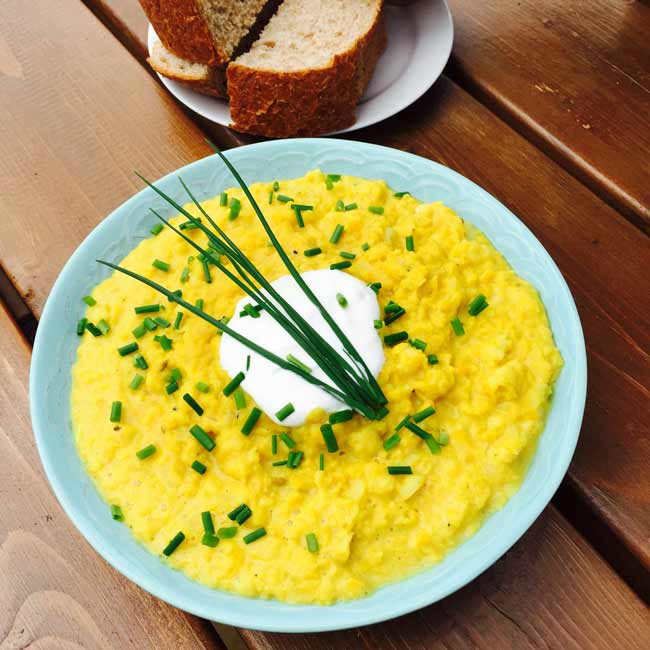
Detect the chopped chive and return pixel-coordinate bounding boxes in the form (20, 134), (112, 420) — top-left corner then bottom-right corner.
(154, 316), (170, 328)
(223, 371), (245, 396)
(134, 304), (160, 314)
(110, 401), (122, 423)
(319, 453), (324, 470)
(279, 432), (296, 449)
(173, 312), (183, 330)
(136, 444), (156, 460)
(272, 459), (288, 466)
(192, 460), (207, 474)
(329, 224), (344, 244)
(76, 318), (88, 336)
(275, 403), (295, 421)
(229, 197), (242, 220)
(287, 451), (303, 468)
(383, 433), (401, 451)
(234, 387), (246, 409)
(246, 355), (251, 371)
(405, 235), (414, 252)
(189, 424), (215, 451)
(152, 259), (170, 272)
(180, 266), (190, 283)
(168, 289), (183, 302)
(326, 177), (334, 190)
(320, 423), (339, 452)
(293, 206), (305, 228)
(202, 533), (219, 547)
(325, 173), (341, 189)
(95, 319), (109, 335)
(167, 368), (182, 383)
(374, 319), (383, 329)
(202, 259), (212, 283)
(384, 331), (408, 347)
(368, 282), (382, 294)
(154, 334), (173, 350)
(235, 506), (252, 525)
(183, 393), (204, 416)
(438, 431), (450, 445)
(216, 316), (229, 335)
(451, 318), (465, 336)
(395, 415), (410, 432)
(218, 526), (237, 538)
(129, 373), (144, 390)
(468, 294), (489, 316)
(425, 436), (442, 455)
(384, 302), (402, 313)
(110, 504), (123, 521)
(330, 260), (351, 271)
(240, 303), (260, 318)
(394, 191), (410, 198)
(195, 298), (204, 311)
(388, 466), (412, 475)
(143, 317), (158, 331)
(329, 409), (354, 424)
(219, 191), (228, 206)
(368, 206), (384, 215)
(413, 406), (436, 423)
(85, 322), (102, 337)
(272, 434), (278, 455)
(179, 220), (199, 231)
(150, 223), (164, 236)
(427, 354), (439, 365)
(384, 308), (406, 325)
(306, 533), (319, 553)
(201, 511), (215, 535)
(277, 194), (293, 203)
(344, 202), (357, 211)
(241, 407), (262, 435)
(243, 528), (266, 544)
(166, 380), (179, 394)
(339, 251), (356, 260)
(293, 204), (314, 212)
(132, 323), (146, 339)
(336, 293), (348, 308)
(287, 353), (312, 373)
(304, 247), (322, 257)
(162, 531), (185, 556)
(268, 190), (274, 204)
(83, 295), (96, 306)
(405, 421), (441, 454)
(228, 504), (248, 521)
(409, 338), (427, 351)
(361, 242), (370, 251)
(195, 381), (209, 393)
(134, 354), (148, 369)
(272, 181), (280, 191)
(335, 199), (345, 212)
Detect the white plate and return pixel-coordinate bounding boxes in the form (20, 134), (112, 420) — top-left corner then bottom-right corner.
(146, 0), (453, 135)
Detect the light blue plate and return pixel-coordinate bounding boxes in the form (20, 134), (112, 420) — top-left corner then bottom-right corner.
(30, 138), (586, 633)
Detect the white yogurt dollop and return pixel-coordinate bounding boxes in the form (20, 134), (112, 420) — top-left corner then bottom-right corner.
(219, 269), (385, 427)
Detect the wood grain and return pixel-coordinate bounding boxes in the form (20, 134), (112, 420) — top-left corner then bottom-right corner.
(241, 507), (650, 649)
(447, 0), (650, 233)
(0, 303), (226, 650)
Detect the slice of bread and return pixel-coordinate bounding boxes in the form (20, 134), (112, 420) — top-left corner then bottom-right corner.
(227, 0), (386, 137)
(148, 40), (227, 97)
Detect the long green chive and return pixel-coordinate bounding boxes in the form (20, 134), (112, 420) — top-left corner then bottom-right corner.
(83, 295), (96, 306)
(384, 331), (408, 347)
(162, 531), (185, 556)
(201, 511), (215, 535)
(468, 294), (489, 316)
(110, 504), (124, 521)
(361, 242), (370, 251)
(427, 354), (439, 365)
(306, 533), (319, 553)
(275, 403), (295, 421)
(134, 304), (160, 314)
(272, 459), (288, 466)
(183, 393), (204, 416)
(288, 451), (303, 468)
(151, 223), (164, 236)
(110, 401), (122, 422)
(166, 380), (179, 394)
(330, 260), (351, 270)
(344, 202), (357, 211)
(195, 298), (204, 311)
(394, 191), (410, 198)
(173, 312), (183, 329)
(413, 406), (436, 423)
(272, 181), (280, 191)
(335, 199), (345, 212)
(180, 266), (190, 283)
(330, 224), (344, 244)
(271, 434), (278, 455)
(196, 381), (209, 393)
(277, 194), (293, 203)
(336, 293), (348, 308)
(339, 251), (356, 260)
(152, 259), (170, 272)
(320, 423), (339, 452)
(287, 353), (312, 373)
(304, 247), (322, 257)
(189, 424), (215, 451)
(279, 432), (296, 449)
(223, 371), (245, 396)
(384, 308), (406, 325)
(388, 466), (412, 475)
(154, 334), (172, 350)
(134, 354), (148, 369)
(154, 316), (170, 328)
(405, 235), (414, 252)
(383, 433), (401, 451)
(319, 453), (324, 470)
(228, 504), (248, 521)
(409, 338), (427, 351)
(235, 506), (252, 525)
(202, 533), (219, 547)
(329, 409), (354, 424)
(143, 317), (158, 331)
(241, 407), (262, 435)
(368, 206), (384, 215)
(76, 318), (88, 336)
(218, 526), (237, 538)
(132, 323), (146, 339)
(451, 318), (465, 336)
(220, 192), (228, 206)
(229, 197), (242, 220)
(243, 528), (266, 544)
(191, 460), (207, 474)
(117, 342), (138, 356)
(129, 373), (144, 390)
(368, 282), (382, 294)
(136, 444), (156, 460)
(374, 319), (383, 330)
(234, 387), (246, 409)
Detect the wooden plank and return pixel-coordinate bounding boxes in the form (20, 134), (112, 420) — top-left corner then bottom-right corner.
(0, 302), (226, 650)
(241, 506), (650, 649)
(447, 0), (650, 233)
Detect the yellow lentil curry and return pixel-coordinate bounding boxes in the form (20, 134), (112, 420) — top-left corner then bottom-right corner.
(71, 171), (562, 604)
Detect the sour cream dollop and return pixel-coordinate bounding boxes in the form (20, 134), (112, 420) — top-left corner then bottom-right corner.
(219, 269), (385, 427)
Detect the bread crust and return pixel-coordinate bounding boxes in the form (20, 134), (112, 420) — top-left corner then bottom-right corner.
(148, 55), (227, 97)
(226, 5), (386, 137)
(139, 0), (225, 65)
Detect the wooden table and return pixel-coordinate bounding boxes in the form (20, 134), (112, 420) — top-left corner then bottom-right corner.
(1, 1), (648, 648)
